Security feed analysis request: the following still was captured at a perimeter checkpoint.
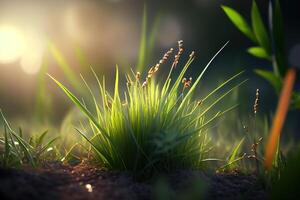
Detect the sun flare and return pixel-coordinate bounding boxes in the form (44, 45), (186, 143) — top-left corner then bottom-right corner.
(0, 25), (25, 64)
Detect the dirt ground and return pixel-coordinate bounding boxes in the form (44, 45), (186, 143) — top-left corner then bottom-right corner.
(0, 162), (267, 200)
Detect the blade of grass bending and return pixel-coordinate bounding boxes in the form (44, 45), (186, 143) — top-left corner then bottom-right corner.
(200, 79), (247, 117)
(181, 104), (239, 139)
(75, 128), (111, 168)
(168, 56), (195, 95)
(48, 74), (110, 140)
(180, 71), (244, 118)
(61, 143), (79, 162)
(91, 68), (109, 115)
(38, 137), (59, 156)
(201, 71), (244, 103)
(219, 155), (246, 170)
(49, 74), (124, 164)
(264, 68), (296, 170)
(80, 74), (102, 122)
(177, 41), (230, 112)
(183, 80), (247, 129)
(36, 130), (48, 147)
(227, 137), (245, 169)
(176, 104), (239, 147)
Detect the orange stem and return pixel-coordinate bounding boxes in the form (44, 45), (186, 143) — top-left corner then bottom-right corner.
(264, 68), (296, 170)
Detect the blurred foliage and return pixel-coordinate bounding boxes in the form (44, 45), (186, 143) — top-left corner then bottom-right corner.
(137, 5), (161, 72)
(271, 146), (300, 199)
(222, 0), (300, 109)
(34, 56), (52, 123)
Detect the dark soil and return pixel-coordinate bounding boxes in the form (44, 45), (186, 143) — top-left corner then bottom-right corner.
(0, 162), (267, 200)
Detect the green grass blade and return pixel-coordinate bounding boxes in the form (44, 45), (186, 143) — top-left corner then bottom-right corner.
(178, 41), (229, 112)
(48, 74), (110, 139)
(228, 137), (245, 164)
(201, 71), (244, 103)
(36, 130), (48, 147)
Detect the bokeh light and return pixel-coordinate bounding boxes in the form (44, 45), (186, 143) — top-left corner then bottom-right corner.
(0, 25), (25, 63)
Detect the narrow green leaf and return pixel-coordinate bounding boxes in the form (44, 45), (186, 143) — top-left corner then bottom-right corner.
(75, 128), (111, 167)
(177, 41), (229, 112)
(222, 5), (256, 42)
(47, 74), (109, 139)
(38, 137), (59, 155)
(228, 138), (245, 165)
(251, 0), (271, 53)
(247, 46), (271, 60)
(36, 130), (48, 147)
(201, 71), (244, 103)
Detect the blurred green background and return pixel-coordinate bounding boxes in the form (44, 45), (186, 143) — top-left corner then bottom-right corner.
(0, 0), (299, 135)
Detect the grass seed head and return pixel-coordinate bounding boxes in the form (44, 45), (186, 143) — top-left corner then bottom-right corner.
(182, 77), (192, 88)
(189, 51), (195, 59)
(142, 47), (174, 87)
(135, 72), (141, 81)
(197, 100), (203, 106)
(172, 40), (184, 68)
(253, 89), (260, 114)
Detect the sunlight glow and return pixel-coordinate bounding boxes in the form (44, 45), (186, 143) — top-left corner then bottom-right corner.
(0, 25), (25, 63)
(20, 35), (45, 75)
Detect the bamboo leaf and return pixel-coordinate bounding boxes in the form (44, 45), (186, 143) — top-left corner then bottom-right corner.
(251, 0), (271, 53)
(247, 46), (271, 60)
(222, 5), (256, 42)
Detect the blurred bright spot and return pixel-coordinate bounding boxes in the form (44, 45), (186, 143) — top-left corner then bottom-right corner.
(289, 44), (300, 69)
(20, 34), (45, 75)
(0, 25), (25, 63)
(47, 147), (53, 152)
(85, 184), (93, 192)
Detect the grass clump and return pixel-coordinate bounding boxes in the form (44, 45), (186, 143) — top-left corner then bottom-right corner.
(50, 41), (245, 176)
(0, 111), (58, 168)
